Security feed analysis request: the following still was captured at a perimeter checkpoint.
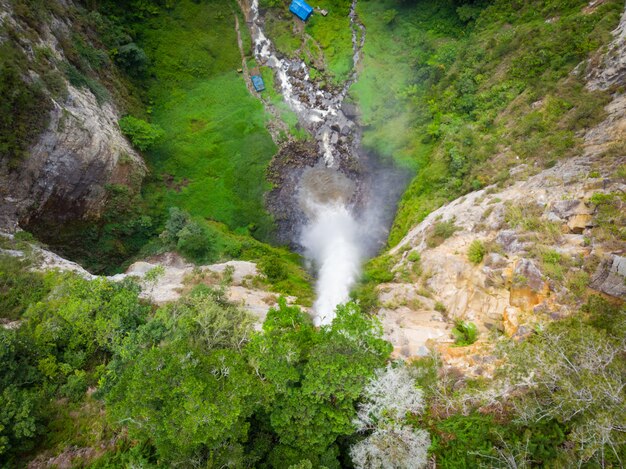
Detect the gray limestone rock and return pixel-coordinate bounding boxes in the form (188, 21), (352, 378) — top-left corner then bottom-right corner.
(513, 258), (545, 292)
(590, 255), (626, 299)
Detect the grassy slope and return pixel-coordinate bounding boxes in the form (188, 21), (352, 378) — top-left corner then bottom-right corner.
(260, 0), (354, 85)
(351, 0), (462, 169)
(353, 0), (622, 248)
(138, 0), (277, 239)
(306, 0), (353, 83)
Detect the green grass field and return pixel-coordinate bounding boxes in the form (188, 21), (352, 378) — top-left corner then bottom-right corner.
(138, 0), (277, 240)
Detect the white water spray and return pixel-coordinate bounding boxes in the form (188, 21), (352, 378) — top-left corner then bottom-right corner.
(245, 0), (405, 325)
(301, 203), (362, 325)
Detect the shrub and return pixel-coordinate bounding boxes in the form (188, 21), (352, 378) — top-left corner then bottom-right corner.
(407, 251), (421, 263)
(61, 370), (88, 402)
(363, 255), (396, 283)
(258, 255), (288, 282)
(451, 320), (478, 346)
(427, 219), (458, 248)
(118, 116), (164, 151)
(566, 271), (589, 297)
(160, 207), (191, 246)
(114, 42), (148, 76)
(467, 240), (486, 264)
(176, 220), (214, 262)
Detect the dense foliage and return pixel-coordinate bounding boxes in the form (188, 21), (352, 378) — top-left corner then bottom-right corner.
(0, 254), (389, 467)
(352, 0), (622, 245)
(1, 252), (623, 468)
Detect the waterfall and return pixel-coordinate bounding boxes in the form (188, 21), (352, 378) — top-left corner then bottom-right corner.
(301, 203), (361, 325)
(246, 0), (392, 324)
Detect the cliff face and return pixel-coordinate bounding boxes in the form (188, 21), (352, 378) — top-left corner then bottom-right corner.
(379, 5), (626, 365)
(0, 0), (145, 231)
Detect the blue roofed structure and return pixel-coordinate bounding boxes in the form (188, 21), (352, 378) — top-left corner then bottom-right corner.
(251, 75), (265, 92)
(289, 0), (313, 21)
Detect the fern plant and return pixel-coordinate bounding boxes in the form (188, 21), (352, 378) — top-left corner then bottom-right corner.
(452, 320), (478, 346)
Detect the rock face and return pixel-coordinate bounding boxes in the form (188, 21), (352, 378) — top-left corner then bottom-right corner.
(4, 236), (298, 326)
(110, 253), (301, 326)
(587, 6), (626, 91)
(0, 85), (146, 229)
(380, 34), (626, 360)
(0, 0), (145, 230)
(591, 255), (626, 298)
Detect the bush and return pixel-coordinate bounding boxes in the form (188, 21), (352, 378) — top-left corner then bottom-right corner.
(60, 370), (88, 402)
(407, 251), (421, 263)
(467, 240), (486, 264)
(258, 255), (288, 282)
(0, 256), (51, 320)
(177, 220), (214, 263)
(427, 220), (458, 248)
(160, 207), (190, 246)
(451, 320), (478, 346)
(118, 116), (164, 151)
(114, 43), (148, 76)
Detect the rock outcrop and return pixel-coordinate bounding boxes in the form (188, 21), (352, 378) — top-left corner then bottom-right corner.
(587, 5), (626, 91)
(380, 19), (626, 360)
(0, 0), (145, 230)
(2, 233), (298, 325)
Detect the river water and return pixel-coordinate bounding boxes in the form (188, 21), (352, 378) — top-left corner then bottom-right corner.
(246, 0), (404, 325)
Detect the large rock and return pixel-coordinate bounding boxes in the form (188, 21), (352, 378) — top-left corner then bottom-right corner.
(590, 255), (626, 299)
(0, 1), (145, 230)
(550, 199), (593, 219)
(496, 230), (531, 254)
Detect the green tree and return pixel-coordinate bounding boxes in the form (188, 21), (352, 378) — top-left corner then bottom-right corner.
(160, 206), (190, 246)
(247, 301), (392, 466)
(118, 116), (164, 151)
(105, 289), (260, 465)
(176, 219), (214, 262)
(114, 42), (148, 76)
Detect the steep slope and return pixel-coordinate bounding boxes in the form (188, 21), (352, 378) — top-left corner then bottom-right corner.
(0, 0), (145, 230)
(378, 6), (626, 362)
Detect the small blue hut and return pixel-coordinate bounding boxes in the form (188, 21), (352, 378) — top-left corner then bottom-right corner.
(251, 75), (265, 92)
(289, 0), (313, 21)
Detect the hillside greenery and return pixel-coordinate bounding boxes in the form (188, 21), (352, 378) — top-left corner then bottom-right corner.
(2, 0), (625, 467)
(1, 249), (623, 467)
(352, 0), (622, 246)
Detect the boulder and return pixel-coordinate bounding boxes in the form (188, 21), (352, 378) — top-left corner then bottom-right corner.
(496, 230), (531, 254)
(503, 306), (520, 336)
(590, 255), (626, 299)
(550, 199), (593, 219)
(567, 214), (594, 234)
(341, 102), (358, 118)
(484, 253), (508, 269)
(513, 258), (545, 293)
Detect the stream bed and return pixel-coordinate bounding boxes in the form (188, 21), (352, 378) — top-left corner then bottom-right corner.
(243, 0), (408, 324)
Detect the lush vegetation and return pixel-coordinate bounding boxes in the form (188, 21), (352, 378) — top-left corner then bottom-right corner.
(352, 0), (623, 246)
(0, 253), (387, 467)
(3, 1), (626, 467)
(1, 251), (623, 468)
(118, 116), (164, 151)
(260, 0), (355, 85)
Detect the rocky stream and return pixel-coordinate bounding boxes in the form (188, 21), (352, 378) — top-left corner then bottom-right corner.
(241, 0), (409, 324)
